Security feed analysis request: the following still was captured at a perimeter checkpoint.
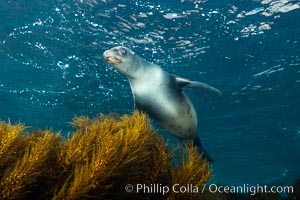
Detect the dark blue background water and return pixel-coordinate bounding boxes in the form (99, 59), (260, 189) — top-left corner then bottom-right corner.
(0, 0), (299, 186)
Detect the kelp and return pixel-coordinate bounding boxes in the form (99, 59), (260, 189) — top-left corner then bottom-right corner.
(0, 111), (211, 199)
(0, 131), (60, 199)
(169, 143), (212, 199)
(0, 122), (26, 169)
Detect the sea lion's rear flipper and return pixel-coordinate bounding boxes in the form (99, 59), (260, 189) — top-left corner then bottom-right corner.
(175, 77), (222, 95)
(193, 136), (214, 163)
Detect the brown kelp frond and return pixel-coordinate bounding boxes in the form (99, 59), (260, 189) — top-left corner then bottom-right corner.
(55, 132), (123, 199)
(171, 142), (211, 186)
(114, 111), (171, 186)
(169, 143), (212, 199)
(57, 114), (119, 171)
(70, 115), (91, 129)
(0, 121), (25, 160)
(55, 111), (171, 199)
(57, 130), (94, 170)
(58, 145), (120, 199)
(0, 131), (60, 199)
(0, 121), (28, 180)
(0, 112), (211, 199)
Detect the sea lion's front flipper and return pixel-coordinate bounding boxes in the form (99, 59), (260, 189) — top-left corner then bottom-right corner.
(175, 77), (222, 95)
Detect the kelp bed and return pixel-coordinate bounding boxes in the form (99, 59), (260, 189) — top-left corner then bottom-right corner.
(0, 111), (211, 200)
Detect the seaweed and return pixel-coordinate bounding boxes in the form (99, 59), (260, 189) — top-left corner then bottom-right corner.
(0, 111), (211, 199)
(0, 129), (60, 199)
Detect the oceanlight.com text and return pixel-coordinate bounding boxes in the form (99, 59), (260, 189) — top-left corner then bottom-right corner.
(124, 183), (294, 196)
(207, 183), (294, 196)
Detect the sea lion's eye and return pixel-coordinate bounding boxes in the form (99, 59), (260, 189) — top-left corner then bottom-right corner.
(119, 47), (127, 56)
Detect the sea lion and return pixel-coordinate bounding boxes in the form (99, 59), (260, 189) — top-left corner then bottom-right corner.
(103, 46), (221, 162)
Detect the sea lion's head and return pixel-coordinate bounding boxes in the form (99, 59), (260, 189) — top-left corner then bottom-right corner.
(103, 46), (139, 78)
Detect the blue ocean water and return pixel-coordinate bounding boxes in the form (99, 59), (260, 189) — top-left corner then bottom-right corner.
(0, 0), (299, 187)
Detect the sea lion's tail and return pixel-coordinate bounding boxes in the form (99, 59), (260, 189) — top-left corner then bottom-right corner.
(193, 136), (214, 163)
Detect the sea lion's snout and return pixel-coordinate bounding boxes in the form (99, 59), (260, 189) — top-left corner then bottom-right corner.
(103, 50), (109, 58)
(103, 50), (122, 64)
